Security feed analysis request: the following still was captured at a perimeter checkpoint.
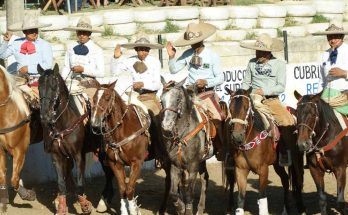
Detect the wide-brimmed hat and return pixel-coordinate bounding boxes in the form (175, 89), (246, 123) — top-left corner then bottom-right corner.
(173, 22), (216, 47)
(121, 36), (164, 49)
(8, 13), (51, 31)
(64, 16), (103, 33)
(312, 20), (348, 35)
(240, 33), (284, 52)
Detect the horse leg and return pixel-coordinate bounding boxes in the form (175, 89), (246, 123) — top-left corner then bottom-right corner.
(52, 153), (68, 215)
(159, 161), (171, 215)
(75, 153), (92, 214)
(184, 167), (198, 215)
(96, 151), (114, 213)
(127, 160), (143, 215)
(109, 161), (128, 215)
(258, 165), (269, 215)
(225, 164), (235, 215)
(12, 147), (36, 201)
(171, 165), (185, 215)
(196, 161), (208, 215)
(235, 167), (249, 215)
(309, 165), (327, 215)
(334, 166), (346, 213)
(290, 154), (306, 214)
(273, 164), (290, 214)
(0, 147), (8, 213)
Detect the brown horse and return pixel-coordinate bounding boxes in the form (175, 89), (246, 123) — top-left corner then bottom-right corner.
(295, 90), (348, 215)
(224, 88), (305, 215)
(91, 81), (150, 215)
(38, 64), (106, 215)
(0, 65), (36, 212)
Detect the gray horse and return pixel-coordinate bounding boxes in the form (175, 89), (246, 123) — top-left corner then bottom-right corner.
(160, 78), (210, 215)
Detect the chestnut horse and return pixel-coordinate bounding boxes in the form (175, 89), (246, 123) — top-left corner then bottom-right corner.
(38, 64), (106, 215)
(295, 91), (348, 214)
(0, 65), (36, 212)
(224, 88), (305, 215)
(91, 81), (150, 215)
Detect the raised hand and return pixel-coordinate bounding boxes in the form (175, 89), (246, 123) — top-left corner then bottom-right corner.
(166, 41), (176, 59)
(114, 44), (122, 59)
(3, 32), (12, 42)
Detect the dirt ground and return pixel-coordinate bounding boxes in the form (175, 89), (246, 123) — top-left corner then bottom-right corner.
(4, 163), (347, 215)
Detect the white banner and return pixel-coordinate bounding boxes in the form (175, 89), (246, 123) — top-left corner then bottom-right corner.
(216, 62), (322, 108)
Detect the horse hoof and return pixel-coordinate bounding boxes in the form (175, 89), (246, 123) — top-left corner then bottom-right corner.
(78, 195), (93, 214)
(96, 197), (108, 213)
(17, 186), (36, 201)
(55, 195), (67, 215)
(0, 203), (7, 213)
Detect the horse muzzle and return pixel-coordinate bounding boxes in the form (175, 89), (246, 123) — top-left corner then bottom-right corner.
(161, 121), (175, 132)
(297, 139), (312, 152)
(232, 130), (245, 145)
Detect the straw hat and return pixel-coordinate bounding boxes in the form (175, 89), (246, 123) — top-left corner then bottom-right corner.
(312, 20), (348, 35)
(8, 13), (51, 31)
(121, 36), (164, 49)
(64, 16), (103, 33)
(173, 22), (216, 47)
(240, 33), (284, 52)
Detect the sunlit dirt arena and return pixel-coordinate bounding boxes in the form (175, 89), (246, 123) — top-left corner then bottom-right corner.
(5, 162), (347, 214)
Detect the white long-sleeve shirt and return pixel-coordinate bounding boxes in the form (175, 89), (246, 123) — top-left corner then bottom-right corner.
(320, 42), (348, 91)
(111, 55), (161, 92)
(61, 40), (104, 79)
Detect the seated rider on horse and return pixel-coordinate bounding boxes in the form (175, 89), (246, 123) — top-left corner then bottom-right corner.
(165, 22), (225, 160)
(61, 16), (104, 111)
(240, 33), (296, 166)
(313, 20), (348, 115)
(0, 13), (53, 108)
(111, 36), (163, 166)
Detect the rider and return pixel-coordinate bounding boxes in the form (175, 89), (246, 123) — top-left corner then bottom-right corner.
(0, 13), (53, 107)
(62, 16), (104, 110)
(313, 20), (348, 115)
(240, 33), (295, 166)
(166, 22), (225, 160)
(111, 35), (163, 167)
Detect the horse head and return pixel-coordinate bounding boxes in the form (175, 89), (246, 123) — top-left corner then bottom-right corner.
(160, 77), (193, 134)
(38, 64), (67, 126)
(90, 81), (117, 129)
(225, 87), (253, 146)
(294, 90), (322, 152)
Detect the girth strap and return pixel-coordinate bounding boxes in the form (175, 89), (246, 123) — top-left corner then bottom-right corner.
(0, 115), (31, 134)
(181, 110), (208, 145)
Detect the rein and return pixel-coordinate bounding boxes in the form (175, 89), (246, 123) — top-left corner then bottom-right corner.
(0, 115), (31, 134)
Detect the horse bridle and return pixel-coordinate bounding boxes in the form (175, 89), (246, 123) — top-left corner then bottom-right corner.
(230, 95), (254, 126)
(92, 89), (128, 135)
(296, 101), (319, 139)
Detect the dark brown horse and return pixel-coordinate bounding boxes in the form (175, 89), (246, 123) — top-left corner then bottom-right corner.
(91, 81), (150, 215)
(38, 64), (105, 215)
(295, 90), (348, 215)
(0, 65), (37, 212)
(224, 88), (305, 215)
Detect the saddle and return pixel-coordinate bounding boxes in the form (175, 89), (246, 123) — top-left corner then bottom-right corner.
(14, 75), (40, 110)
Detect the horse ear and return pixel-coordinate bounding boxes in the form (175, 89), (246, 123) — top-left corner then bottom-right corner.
(53, 63), (59, 75)
(224, 85), (234, 95)
(247, 87), (252, 95)
(294, 90), (302, 101)
(109, 80), (117, 90)
(37, 64), (45, 75)
(161, 76), (166, 86)
(176, 77), (187, 87)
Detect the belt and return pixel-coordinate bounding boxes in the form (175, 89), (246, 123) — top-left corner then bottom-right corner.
(197, 87), (215, 93)
(136, 89), (157, 95)
(264, 95), (279, 99)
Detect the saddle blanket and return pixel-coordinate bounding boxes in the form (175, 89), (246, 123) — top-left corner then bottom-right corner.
(334, 110), (348, 136)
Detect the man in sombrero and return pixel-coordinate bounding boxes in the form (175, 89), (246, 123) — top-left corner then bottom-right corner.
(313, 20), (348, 115)
(240, 33), (295, 165)
(166, 23), (224, 111)
(0, 13), (53, 107)
(111, 35), (164, 169)
(62, 16), (104, 107)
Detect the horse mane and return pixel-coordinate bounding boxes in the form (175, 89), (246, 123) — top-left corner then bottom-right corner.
(182, 86), (193, 113)
(234, 89), (265, 131)
(0, 65), (30, 116)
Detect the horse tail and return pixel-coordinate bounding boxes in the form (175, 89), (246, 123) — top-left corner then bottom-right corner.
(289, 145), (304, 193)
(222, 153), (235, 190)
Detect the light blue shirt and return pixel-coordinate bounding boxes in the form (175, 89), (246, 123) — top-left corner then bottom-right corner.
(0, 37), (53, 74)
(168, 47), (224, 88)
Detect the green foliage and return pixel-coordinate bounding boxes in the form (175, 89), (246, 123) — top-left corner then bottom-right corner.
(102, 25), (114, 37)
(311, 15), (329, 23)
(224, 24), (238, 30)
(284, 17), (297, 27)
(233, 0), (270, 5)
(277, 29), (283, 38)
(245, 32), (256, 40)
(162, 20), (180, 33)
